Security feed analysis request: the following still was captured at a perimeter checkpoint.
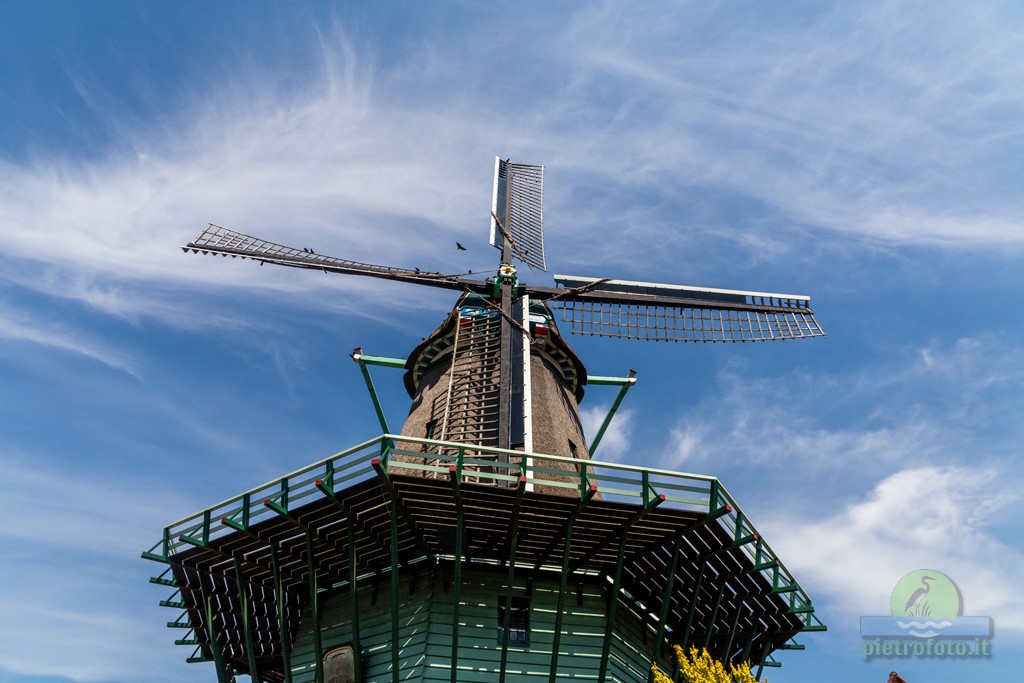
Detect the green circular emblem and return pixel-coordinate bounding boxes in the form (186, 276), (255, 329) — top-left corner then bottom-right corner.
(890, 569), (962, 618)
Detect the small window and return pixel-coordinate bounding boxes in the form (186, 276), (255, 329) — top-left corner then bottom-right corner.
(422, 419), (438, 452)
(497, 596), (530, 647)
(323, 645), (355, 683)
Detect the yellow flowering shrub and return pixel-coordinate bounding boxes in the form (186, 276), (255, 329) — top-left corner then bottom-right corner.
(651, 646), (765, 683)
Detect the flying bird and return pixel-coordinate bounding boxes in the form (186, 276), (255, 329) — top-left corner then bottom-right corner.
(456, 242), (467, 251)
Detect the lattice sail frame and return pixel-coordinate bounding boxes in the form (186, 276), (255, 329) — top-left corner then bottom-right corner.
(553, 275), (825, 342)
(186, 224), (420, 276)
(491, 158), (546, 271)
(557, 301), (824, 342)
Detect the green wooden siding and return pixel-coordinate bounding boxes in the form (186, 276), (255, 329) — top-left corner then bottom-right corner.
(290, 566), (671, 682)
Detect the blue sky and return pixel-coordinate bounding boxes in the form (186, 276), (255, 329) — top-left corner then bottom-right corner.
(1, 2), (1022, 682)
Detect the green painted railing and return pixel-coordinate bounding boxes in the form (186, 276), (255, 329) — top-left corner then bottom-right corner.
(142, 433), (824, 633)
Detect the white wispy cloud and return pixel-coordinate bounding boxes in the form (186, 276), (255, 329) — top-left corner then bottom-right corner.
(663, 335), (1023, 477)
(765, 465), (1024, 632)
(0, 451), (205, 682)
(551, 2), (1024, 250)
(1, 2), (1020, 343)
(0, 298), (140, 377)
(656, 333), (1024, 640)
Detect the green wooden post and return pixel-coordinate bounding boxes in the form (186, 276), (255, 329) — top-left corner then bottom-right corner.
(722, 602), (744, 664)
(498, 476), (527, 683)
(235, 557), (261, 682)
(200, 580), (230, 683)
(755, 635), (774, 680)
(702, 578), (729, 649)
(548, 518), (576, 683)
(740, 626), (761, 664)
(647, 530), (685, 683)
(548, 485), (597, 683)
(449, 466), (464, 683)
(347, 514), (363, 682)
(306, 533), (324, 683)
(389, 487), (400, 683)
(597, 488), (664, 683)
(680, 565), (706, 649)
(598, 531), (630, 683)
(269, 543), (293, 683)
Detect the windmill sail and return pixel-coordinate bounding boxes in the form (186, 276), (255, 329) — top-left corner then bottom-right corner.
(490, 157), (546, 271)
(550, 275), (825, 342)
(185, 223), (489, 293)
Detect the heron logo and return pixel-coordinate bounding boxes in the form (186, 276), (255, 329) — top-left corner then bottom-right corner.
(890, 569), (962, 635)
(861, 569), (992, 661)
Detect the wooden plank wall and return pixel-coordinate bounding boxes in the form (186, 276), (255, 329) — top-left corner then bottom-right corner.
(289, 567), (669, 682)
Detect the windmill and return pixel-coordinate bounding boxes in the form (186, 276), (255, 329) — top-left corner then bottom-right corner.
(183, 158), (823, 457)
(146, 158), (826, 683)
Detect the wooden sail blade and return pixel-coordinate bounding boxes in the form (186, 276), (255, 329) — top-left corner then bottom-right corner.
(549, 275), (825, 342)
(490, 158), (546, 271)
(185, 224), (491, 294)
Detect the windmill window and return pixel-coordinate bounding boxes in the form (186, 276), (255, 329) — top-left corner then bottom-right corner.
(422, 419), (438, 453)
(568, 439), (582, 476)
(497, 596), (530, 646)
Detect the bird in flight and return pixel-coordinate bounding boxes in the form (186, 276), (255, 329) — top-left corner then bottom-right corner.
(456, 242), (467, 251)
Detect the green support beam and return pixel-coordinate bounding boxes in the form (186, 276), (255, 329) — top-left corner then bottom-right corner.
(201, 579), (231, 683)
(740, 627), (761, 664)
(598, 492), (666, 683)
(680, 565), (706, 649)
(498, 476), (528, 683)
(702, 579), (729, 650)
(647, 530), (685, 683)
(586, 371), (636, 456)
(448, 465), (464, 683)
(260, 500), (346, 591)
(141, 527), (172, 563)
(234, 557), (261, 683)
(220, 518), (310, 590)
(372, 458), (435, 562)
(347, 514), (363, 683)
(617, 503), (730, 580)
(269, 543), (293, 683)
(598, 530), (630, 683)
(754, 635), (776, 680)
(351, 350), (394, 437)
(722, 603), (744, 664)
(388, 478), (400, 683)
(548, 484), (599, 683)
(258, 489), (320, 683)
(305, 533), (324, 683)
(352, 352), (407, 369)
(150, 567), (177, 587)
(316, 473), (401, 579)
